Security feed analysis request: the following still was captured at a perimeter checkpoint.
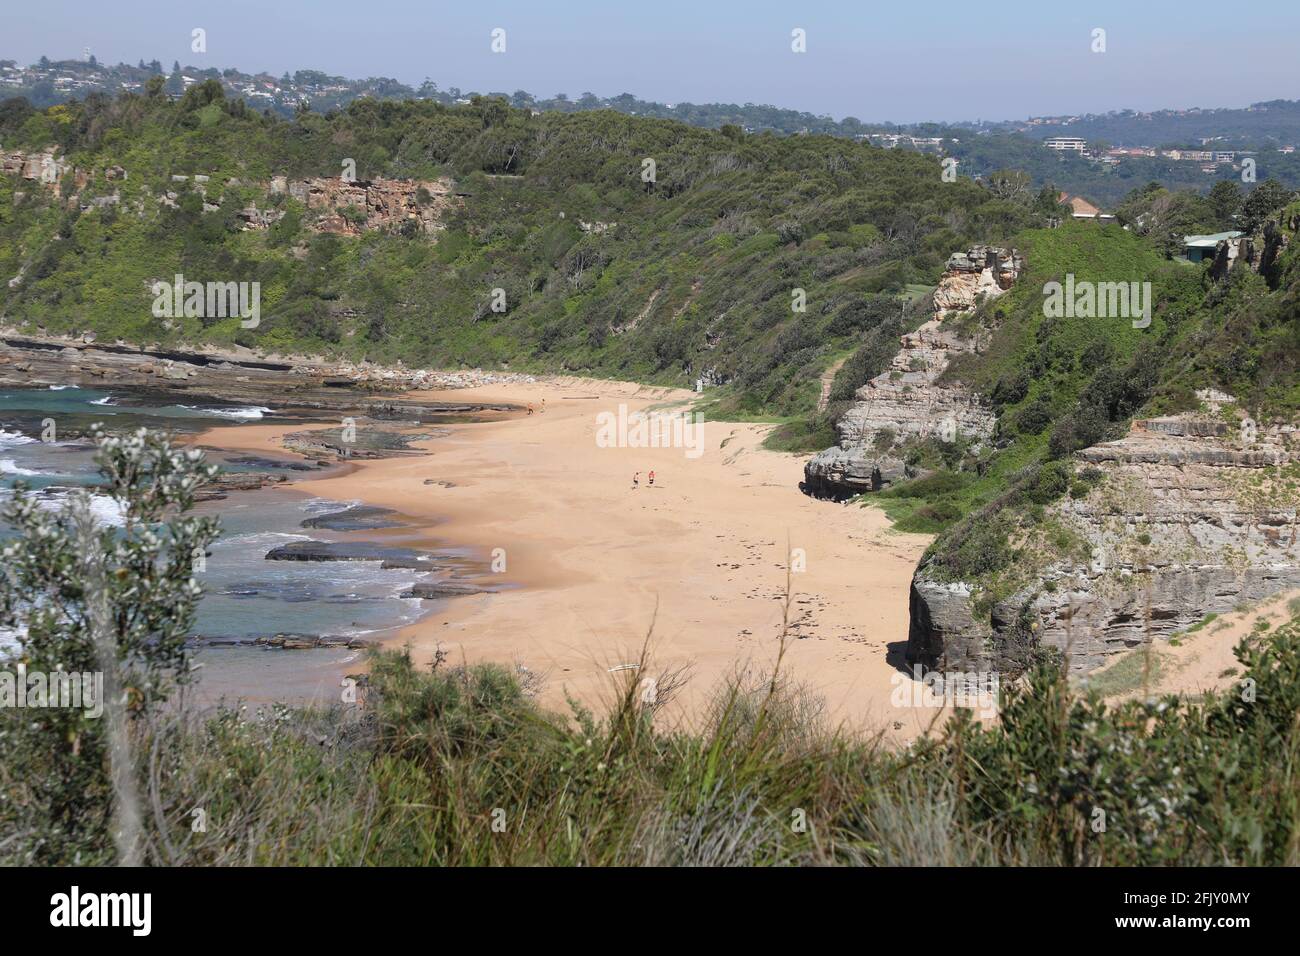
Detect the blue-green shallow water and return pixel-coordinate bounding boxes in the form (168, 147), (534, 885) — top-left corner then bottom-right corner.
(0, 385), (441, 705)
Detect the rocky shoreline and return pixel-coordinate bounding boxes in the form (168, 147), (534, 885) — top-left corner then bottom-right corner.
(192, 499), (499, 653)
(0, 341), (518, 656)
(0, 327), (530, 413)
(189, 633), (378, 651)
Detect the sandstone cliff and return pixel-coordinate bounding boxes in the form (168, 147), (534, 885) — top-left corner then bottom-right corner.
(900, 207), (1300, 680)
(267, 175), (455, 236)
(2, 148), (73, 186)
(907, 401), (1300, 675)
(804, 246), (1024, 498)
(2, 147), (456, 237)
(1209, 213), (1295, 285)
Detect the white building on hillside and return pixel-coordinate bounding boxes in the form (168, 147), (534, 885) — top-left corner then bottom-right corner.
(1043, 136), (1088, 153)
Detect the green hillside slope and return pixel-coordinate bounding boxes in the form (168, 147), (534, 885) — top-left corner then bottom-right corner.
(0, 85), (1040, 418)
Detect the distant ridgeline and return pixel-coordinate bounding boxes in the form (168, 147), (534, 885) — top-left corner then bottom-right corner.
(8, 55), (1300, 144)
(7, 56), (1300, 205)
(0, 83), (1054, 417)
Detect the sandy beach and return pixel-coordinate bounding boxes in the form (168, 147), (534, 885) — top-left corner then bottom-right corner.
(196, 376), (957, 740)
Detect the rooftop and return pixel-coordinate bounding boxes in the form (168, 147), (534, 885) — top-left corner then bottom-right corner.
(1184, 231), (1244, 247)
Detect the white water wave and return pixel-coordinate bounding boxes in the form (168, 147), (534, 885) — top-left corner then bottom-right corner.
(25, 489), (128, 527)
(0, 458), (44, 476)
(0, 428), (36, 446)
(177, 405), (272, 421)
(298, 497), (359, 514)
(214, 531), (313, 550)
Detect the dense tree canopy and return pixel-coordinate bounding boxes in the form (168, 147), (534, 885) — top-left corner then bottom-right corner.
(0, 91), (1043, 415)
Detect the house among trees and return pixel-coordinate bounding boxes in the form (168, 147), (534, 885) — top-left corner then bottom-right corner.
(1182, 230), (1244, 262)
(1058, 192), (1116, 221)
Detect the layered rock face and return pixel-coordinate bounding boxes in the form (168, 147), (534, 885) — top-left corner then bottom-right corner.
(908, 406), (1300, 674)
(2, 148), (455, 237)
(804, 246), (1023, 498)
(933, 246), (1024, 316)
(799, 446), (910, 496)
(2, 148), (71, 185)
(270, 175), (455, 236)
(0, 330), (528, 406)
(834, 320), (1000, 447)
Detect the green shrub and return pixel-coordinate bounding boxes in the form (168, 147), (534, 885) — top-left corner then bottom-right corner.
(7, 614), (1297, 866)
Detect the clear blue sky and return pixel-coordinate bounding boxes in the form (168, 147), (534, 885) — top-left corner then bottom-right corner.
(6, 0), (1298, 122)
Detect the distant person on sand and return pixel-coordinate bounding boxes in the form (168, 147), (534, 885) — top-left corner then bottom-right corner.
(527, 403), (534, 415)
(648, 470), (655, 487)
(632, 472), (639, 489)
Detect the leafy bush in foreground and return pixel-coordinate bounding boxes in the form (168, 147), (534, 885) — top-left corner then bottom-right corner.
(0, 427), (217, 865)
(4, 621), (1295, 866)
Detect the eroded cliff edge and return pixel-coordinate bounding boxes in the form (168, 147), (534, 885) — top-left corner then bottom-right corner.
(902, 212), (1299, 677)
(808, 217), (1300, 679)
(908, 403), (1300, 673)
(803, 246), (1023, 498)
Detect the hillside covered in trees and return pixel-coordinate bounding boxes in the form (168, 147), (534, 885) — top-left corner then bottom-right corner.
(0, 82), (1056, 418)
(5, 67), (1300, 878)
(1, 81), (1296, 445)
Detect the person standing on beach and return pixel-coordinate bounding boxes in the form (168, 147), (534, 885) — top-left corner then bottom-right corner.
(648, 470), (655, 487)
(632, 472), (640, 489)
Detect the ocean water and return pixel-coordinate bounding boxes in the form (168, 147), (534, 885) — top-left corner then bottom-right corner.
(0, 385), (440, 704)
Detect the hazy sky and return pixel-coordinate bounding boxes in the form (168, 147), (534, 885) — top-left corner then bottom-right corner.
(6, 0), (1298, 122)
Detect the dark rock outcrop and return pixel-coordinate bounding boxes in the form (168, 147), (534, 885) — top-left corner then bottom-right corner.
(301, 504), (405, 531)
(225, 454), (322, 472)
(193, 471), (288, 501)
(802, 447), (910, 499)
(401, 580), (492, 599)
(264, 540), (433, 569)
(191, 633), (376, 650)
(282, 426), (440, 460)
